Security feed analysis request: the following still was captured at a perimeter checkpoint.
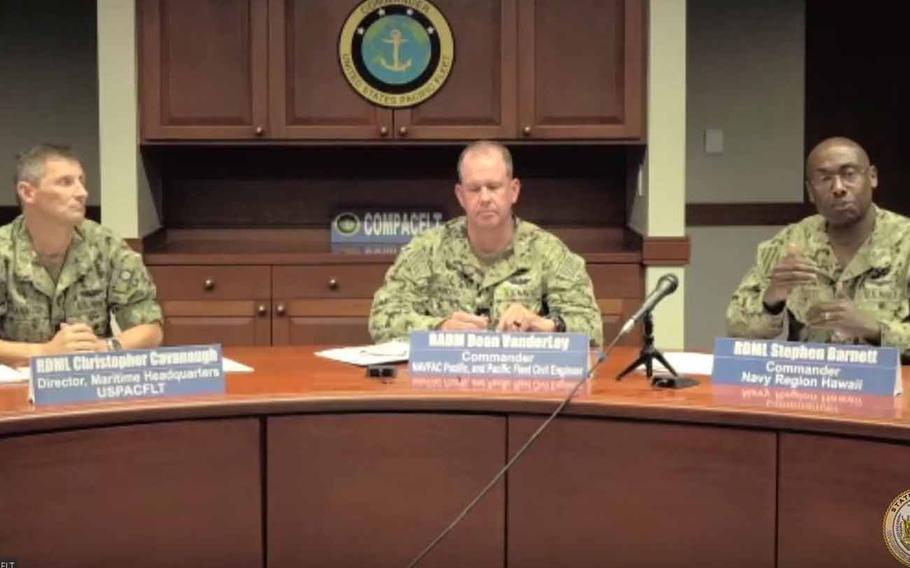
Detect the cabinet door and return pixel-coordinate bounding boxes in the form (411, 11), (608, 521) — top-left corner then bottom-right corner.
(269, 0), (393, 139)
(272, 265), (388, 345)
(394, 0), (517, 140)
(588, 263), (643, 345)
(517, 0), (644, 140)
(140, 0), (269, 139)
(159, 305), (272, 346)
(149, 266), (272, 346)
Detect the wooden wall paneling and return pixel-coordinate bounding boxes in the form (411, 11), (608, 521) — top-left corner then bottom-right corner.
(507, 416), (777, 567)
(0, 419), (262, 566)
(778, 433), (910, 567)
(267, 413), (506, 567)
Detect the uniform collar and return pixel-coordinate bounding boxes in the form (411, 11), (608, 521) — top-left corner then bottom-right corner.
(13, 216), (90, 297)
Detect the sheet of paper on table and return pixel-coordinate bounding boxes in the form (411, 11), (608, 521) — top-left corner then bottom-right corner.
(316, 340), (410, 366)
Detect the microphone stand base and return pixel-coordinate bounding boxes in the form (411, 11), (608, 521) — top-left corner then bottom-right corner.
(615, 312), (677, 381)
(651, 374), (700, 389)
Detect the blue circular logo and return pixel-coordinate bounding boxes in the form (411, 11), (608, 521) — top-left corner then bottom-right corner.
(361, 15), (431, 85)
(339, 1), (454, 108)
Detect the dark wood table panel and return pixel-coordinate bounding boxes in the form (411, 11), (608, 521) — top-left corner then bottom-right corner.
(268, 413), (506, 568)
(0, 418), (262, 567)
(778, 433), (910, 567)
(507, 416), (777, 567)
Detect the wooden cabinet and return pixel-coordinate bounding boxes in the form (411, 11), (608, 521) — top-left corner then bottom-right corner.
(149, 266), (272, 346)
(148, 258), (638, 347)
(139, 0), (269, 139)
(268, 0), (391, 139)
(269, 0), (517, 140)
(149, 262), (389, 347)
(392, 0), (517, 140)
(272, 264), (388, 345)
(518, 0), (644, 139)
(139, 0), (642, 141)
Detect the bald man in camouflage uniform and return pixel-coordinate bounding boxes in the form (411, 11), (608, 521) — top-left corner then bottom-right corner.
(0, 144), (162, 365)
(370, 141), (602, 346)
(727, 137), (910, 358)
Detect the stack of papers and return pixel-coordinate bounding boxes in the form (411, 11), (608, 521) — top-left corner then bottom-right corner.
(316, 340), (409, 366)
(0, 365), (26, 383)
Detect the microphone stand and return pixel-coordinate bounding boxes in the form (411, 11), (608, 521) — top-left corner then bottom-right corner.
(615, 312), (678, 381)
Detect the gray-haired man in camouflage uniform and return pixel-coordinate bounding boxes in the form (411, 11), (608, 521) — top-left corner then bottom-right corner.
(369, 140), (603, 346)
(0, 144), (163, 365)
(726, 137), (910, 358)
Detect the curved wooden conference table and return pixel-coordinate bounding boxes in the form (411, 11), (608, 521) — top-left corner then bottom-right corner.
(1, 345), (909, 567)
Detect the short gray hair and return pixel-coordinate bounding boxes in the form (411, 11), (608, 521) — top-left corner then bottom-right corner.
(456, 140), (513, 181)
(16, 143), (80, 186)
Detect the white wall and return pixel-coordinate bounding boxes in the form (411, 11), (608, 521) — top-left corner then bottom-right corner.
(639, 0), (687, 349)
(687, 0), (805, 204)
(685, 0), (805, 350)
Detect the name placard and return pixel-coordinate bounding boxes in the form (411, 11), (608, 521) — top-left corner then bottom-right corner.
(409, 331), (590, 380)
(31, 344), (225, 406)
(411, 375), (590, 394)
(712, 338), (901, 396)
(331, 210), (444, 244)
(713, 385), (897, 418)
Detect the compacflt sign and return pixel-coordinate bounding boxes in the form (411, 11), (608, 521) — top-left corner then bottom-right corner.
(332, 210), (443, 244)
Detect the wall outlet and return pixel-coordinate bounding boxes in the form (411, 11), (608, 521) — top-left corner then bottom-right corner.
(705, 129), (724, 154)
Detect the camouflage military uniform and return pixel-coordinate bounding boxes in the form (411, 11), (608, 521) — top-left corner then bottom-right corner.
(369, 217), (603, 346)
(726, 207), (910, 356)
(0, 216), (163, 343)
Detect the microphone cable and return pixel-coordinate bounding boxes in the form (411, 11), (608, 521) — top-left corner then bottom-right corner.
(405, 330), (627, 568)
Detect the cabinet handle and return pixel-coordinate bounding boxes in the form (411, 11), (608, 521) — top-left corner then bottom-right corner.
(398, 126), (408, 136)
(522, 125), (532, 136)
(328, 278), (339, 290)
(379, 125), (389, 137)
(257, 305), (267, 316)
(203, 278), (215, 291)
(276, 304), (286, 316)
(254, 125), (265, 136)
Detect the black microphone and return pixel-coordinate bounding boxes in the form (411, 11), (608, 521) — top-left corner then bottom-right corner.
(619, 274), (679, 336)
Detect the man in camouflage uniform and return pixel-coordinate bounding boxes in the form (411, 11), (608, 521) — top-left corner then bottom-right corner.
(369, 140), (603, 346)
(0, 144), (162, 365)
(726, 137), (910, 358)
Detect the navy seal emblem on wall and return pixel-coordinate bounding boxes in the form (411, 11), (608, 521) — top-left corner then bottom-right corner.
(339, 0), (454, 108)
